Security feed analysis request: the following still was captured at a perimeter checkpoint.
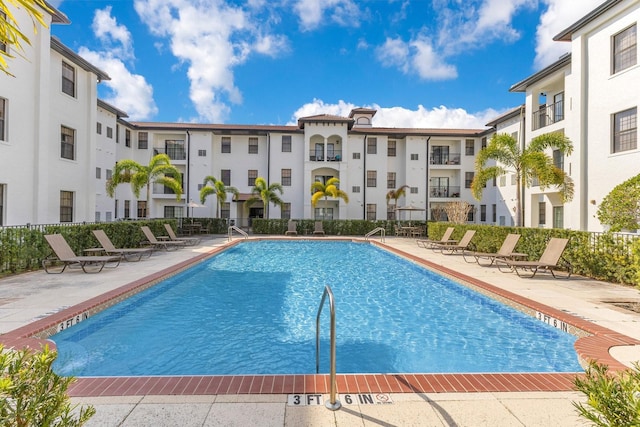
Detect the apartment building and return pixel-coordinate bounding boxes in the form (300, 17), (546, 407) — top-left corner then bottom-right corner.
(1, 0), (638, 232)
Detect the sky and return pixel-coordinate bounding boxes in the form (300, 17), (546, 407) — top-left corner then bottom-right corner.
(49, 0), (604, 128)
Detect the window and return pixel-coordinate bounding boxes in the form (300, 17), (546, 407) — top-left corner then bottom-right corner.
(106, 169), (112, 180)
(510, 174), (517, 185)
(0, 97), (6, 141)
(539, 202), (546, 225)
(613, 24), (637, 74)
(553, 149), (564, 170)
(410, 153), (419, 160)
(366, 204), (376, 221)
(480, 205), (486, 222)
(96, 122), (102, 135)
(410, 187), (418, 194)
(366, 170), (377, 187)
(465, 172), (474, 188)
(282, 135), (291, 152)
(138, 132), (148, 149)
(198, 149), (206, 157)
(281, 169), (292, 186)
(387, 204), (395, 220)
(0, 13), (6, 54)
(221, 202), (230, 219)
(467, 208), (475, 222)
(553, 206), (564, 229)
(248, 137), (259, 154)
(352, 186), (360, 193)
(499, 176), (506, 187)
(60, 125), (75, 160)
(613, 107), (637, 153)
(107, 127), (113, 139)
(95, 211), (100, 222)
(465, 139), (475, 155)
(492, 204), (496, 223)
(137, 201), (147, 218)
(61, 62), (75, 97)
(125, 129), (131, 147)
(314, 208), (333, 220)
(387, 140), (396, 156)
(353, 152), (361, 159)
(248, 169), (258, 186)
(481, 136), (487, 149)
(387, 172), (396, 189)
(105, 212), (112, 221)
(282, 203), (291, 220)
(0, 184), (4, 226)
(165, 140), (185, 160)
(116, 125), (120, 143)
(124, 200), (130, 218)
(164, 206), (183, 219)
(96, 167), (101, 179)
(60, 191), (73, 222)
(221, 137), (231, 153)
(221, 169), (230, 185)
(367, 137), (377, 154)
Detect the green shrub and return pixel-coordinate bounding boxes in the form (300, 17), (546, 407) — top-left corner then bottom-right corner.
(0, 345), (95, 426)
(573, 361), (640, 427)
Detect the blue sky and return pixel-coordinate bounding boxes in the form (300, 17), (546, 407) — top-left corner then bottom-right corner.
(49, 0), (603, 128)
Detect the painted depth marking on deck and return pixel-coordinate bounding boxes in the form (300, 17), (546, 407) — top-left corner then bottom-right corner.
(287, 393), (393, 406)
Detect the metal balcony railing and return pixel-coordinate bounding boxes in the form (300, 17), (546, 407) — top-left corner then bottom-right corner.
(308, 150), (342, 162)
(153, 147), (186, 160)
(532, 100), (564, 131)
(430, 152), (460, 165)
(429, 186), (461, 198)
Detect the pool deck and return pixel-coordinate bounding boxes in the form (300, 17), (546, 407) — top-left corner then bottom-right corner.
(1, 235), (639, 426)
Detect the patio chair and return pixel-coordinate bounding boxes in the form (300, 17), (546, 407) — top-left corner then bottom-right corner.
(43, 234), (121, 274)
(163, 223), (201, 246)
(285, 221), (298, 236)
(416, 227), (454, 248)
(432, 229), (476, 255)
(495, 237), (571, 278)
(462, 233), (523, 266)
(92, 229), (154, 261)
(140, 226), (187, 251)
(313, 221), (325, 236)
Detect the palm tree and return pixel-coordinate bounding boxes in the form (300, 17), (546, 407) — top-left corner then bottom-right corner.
(1, 0), (50, 75)
(471, 132), (574, 226)
(199, 176), (239, 218)
(386, 185), (410, 219)
(311, 178), (349, 219)
(106, 153), (183, 218)
(244, 177), (284, 219)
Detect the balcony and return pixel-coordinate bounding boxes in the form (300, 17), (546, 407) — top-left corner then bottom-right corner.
(153, 146), (186, 161)
(430, 153), (460, 165)
(429, 186), (460, 198)
(532, 100), (564, 131)
(308, 149), (342, 162)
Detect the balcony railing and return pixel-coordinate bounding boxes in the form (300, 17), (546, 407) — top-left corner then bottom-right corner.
(430, 152), (460, 165)
(309, 150), (342, 162)
(153, 147), (186, 161)
(532, 100), (564, 131)
(152, 184), (179, 195)
(429, 186), (460, 198)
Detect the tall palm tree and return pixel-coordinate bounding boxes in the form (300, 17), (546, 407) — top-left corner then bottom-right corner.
(106, 153), (183, 218)
(1, 0), (50, 75)
(311, 178), (349, 218)
(244, 177), (284, 219)
(386, 185), (410, 219)
(471, 132), (574, 226)
(199, 176), (239, 218)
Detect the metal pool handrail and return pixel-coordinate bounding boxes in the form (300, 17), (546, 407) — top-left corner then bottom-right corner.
(227, 226), (248, 241)
(316, 285), (341, 411)
(365, 227), (386, 242)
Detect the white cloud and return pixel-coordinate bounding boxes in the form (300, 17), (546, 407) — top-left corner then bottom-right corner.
(534, 0), (603, 69)
(375, 36), (457, 81)
(289, 99), (499, 129)
(133, 0), (289, 123)
(78, 8), (157, 120)
(292, 0), (361, 31)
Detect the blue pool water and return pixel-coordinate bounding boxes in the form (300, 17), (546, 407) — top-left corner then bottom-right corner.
(52, 241), (582, 376)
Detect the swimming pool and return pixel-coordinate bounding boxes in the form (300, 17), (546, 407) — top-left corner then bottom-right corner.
(51, 240), (583, 377)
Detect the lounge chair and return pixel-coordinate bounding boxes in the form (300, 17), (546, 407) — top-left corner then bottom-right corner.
(140, 226), (187, 251)
(432, 229), (476, 255)
(163, 223), (201, 245)
(92, 229), (154, 261)
(416, 227), (454, 248)
(43, 234), (121, 274)
(285, 221), (298, 236)
(495, 237), (571, 278)
(313, 221), (325, 236)
(462, 233), (524, 265)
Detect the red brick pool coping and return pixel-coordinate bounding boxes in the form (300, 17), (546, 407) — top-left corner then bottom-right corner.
(2, 238), (638, 397)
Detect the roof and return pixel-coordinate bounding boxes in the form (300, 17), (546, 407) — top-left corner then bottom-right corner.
(349, 127), (487, 138)
(98, 99), (129, 118)
(509, 53), (571, 92)
(128, 122), (302, 134)
(297, 114), (355, 129)
(348, 108), (377, 118)
(485, 105), (525, 127)
(44, 1), (70, 24)
(554, 0), (624, 41)
(50, 37), (110, 82)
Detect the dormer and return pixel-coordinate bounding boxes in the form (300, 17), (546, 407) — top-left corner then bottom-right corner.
(349, 108), (377, 128)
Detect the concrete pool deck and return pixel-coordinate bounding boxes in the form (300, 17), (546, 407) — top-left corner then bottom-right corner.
(1, 235), (639, 426)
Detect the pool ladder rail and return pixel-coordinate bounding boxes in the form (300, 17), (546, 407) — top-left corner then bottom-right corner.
(227, 226), (248, 241)
(316, 285), (341, 411)
(365, 227), (386, 242)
